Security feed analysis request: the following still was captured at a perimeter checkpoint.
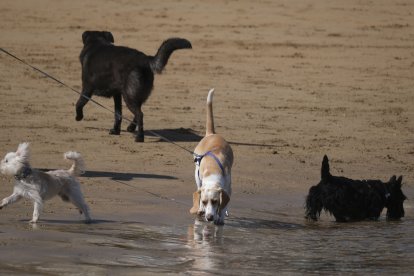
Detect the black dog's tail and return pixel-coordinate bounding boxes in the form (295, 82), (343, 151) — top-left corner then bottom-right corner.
(149, 38), (192, 74)
(321, 155), (330, 180)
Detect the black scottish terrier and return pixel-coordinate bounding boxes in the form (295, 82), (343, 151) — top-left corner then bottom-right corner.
(305, 155), (406, 222)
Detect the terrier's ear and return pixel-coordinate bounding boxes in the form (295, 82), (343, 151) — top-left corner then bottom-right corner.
(397, 176), (403, 186)
(389, 175), (397, 183)
(189, 190), (201, 215)
(16, 142), (30, 158)
(82, 31), (91, 45)
(219, 189), (230, 212)
(103, 31), (114, 43)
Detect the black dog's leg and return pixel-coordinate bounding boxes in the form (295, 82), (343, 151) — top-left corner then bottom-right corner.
(135, 105), (144, 142)
(109, 94), (122, 135)
(75, 88), (92, 121)
(126, 120), (137, 133)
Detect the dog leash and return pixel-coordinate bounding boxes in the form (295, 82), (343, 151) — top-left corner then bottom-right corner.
(111, 179), (190, 207)
(0, 47), (195, 156)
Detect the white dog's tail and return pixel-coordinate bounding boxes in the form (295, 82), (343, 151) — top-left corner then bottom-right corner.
(64, 151), (85, 176)
(206, 88), (215, 136)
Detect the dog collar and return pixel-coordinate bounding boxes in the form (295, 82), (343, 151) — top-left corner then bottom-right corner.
(14, 167), (32, 181)
(194, 151), (226, 182)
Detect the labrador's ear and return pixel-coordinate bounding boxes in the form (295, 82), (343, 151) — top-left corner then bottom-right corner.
(219, 190), (230, 212)
(103, 31), (114, 43)
(189, 190), (200, 214)
(82, 31), (91, 45)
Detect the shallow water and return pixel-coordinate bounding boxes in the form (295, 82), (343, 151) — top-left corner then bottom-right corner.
(0, 211), (413, 275)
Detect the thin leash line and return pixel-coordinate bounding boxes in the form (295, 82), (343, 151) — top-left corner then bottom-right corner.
(111, 179), (190, 207)
(0, 47), (116, 117)
(0, 47), (195, 155)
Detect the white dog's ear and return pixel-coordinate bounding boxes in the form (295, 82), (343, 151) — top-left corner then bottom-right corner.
(219, 189), (230, 212)
(16, 142), (30, 160)
(189, 190), (201, 214)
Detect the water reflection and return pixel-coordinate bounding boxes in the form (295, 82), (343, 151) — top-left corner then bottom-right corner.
(0, 215), (413, 274)
(192, 219), (224, 242)
(186, 219), (224, 273)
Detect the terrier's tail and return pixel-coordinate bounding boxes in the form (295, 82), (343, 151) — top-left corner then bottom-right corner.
(206, 88), (215, 136)
(64, 151), (85, 176)
(321, 155), (330, 180)
(149, 38), (192, 74)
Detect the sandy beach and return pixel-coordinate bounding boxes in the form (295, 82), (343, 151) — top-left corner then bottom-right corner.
(0, 0), (413, 274)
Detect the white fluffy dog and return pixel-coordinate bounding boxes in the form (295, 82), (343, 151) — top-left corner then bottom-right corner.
(0, 143), (91, 223)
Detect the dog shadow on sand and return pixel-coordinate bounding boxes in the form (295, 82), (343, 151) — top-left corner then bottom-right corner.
(83, 171), (177, 181)
(38, 169), (176, 181)
(146, 128), (281, 148)
(145, 128), (203, 142)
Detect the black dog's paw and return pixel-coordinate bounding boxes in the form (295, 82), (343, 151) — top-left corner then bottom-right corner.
(135, 133), (144, 142)
(75, 112), (84, 121)
(126, 123), (136, 133)
(305, 214), (318, 221)
(109, 128), (121, 135)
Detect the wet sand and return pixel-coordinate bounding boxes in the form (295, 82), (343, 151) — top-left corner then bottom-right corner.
(0, 0), (413, 274)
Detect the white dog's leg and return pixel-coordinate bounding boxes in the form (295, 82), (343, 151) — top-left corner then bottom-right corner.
(30, 201), (43, 223)
(0, 193), (22, 209)
(69, 191), (91, 222)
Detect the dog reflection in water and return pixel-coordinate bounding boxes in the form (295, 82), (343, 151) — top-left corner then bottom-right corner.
(191, 219), (224, 242)
(187, 220), (224, 271)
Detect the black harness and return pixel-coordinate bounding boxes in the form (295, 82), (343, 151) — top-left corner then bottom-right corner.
(14, 167), (32, 181)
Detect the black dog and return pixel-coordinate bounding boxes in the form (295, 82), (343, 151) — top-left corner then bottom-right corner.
(76, 31), (192, 142)
(305, 155), (406, 222)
